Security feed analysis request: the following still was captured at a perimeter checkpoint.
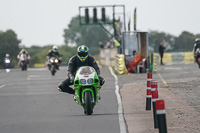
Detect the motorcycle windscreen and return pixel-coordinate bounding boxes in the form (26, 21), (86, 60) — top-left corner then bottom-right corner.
(78, 66), (95, 75)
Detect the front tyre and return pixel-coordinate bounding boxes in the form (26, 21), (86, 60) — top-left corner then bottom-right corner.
(24, 64), (27, 71)
(51, 70), (55, 76)
(51, 65), (56, 76)
(197, 57), (200, 68)
(21, 64), (24, 71)
(85, 91), (93, 115)
(198, 62), (200, 68)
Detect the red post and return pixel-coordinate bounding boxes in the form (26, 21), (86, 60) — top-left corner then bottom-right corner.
(156, 100), (167, 133)
(146, 72), (152, 110)
(151, 80), (157, 92)
(152, 87), (159, 128)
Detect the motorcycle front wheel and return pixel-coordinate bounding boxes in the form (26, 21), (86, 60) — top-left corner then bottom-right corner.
(51, 70), (56, 76)
(84, 91), (93, 115)
(197, 57), (200, 68)
(51, 65), (56, 76)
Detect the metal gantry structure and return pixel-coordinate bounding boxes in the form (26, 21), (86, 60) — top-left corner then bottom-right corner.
(79, 5), (126, 37)
(79, 5), (150, 71)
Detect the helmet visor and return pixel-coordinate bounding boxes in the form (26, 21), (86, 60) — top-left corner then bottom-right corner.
(78, 52), (88, 57)
(53, 49), (57, 51)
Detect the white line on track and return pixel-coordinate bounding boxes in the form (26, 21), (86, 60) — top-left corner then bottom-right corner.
(0, 85), (6, 88)
(158, 73), (169, 87)
(109, 67), (127, 133)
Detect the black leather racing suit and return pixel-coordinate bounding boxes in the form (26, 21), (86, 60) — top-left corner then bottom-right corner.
(47, 50), (62, 69)
(47, 50), (61, 60)
(58, 55), (104, 94)
(193, 43), (200, 62)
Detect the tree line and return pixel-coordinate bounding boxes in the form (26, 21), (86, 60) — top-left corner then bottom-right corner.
(149, 30), (200, 52)
(0, 16), (199, 68)
(0, 30), (20, 68)
(0, 30), (77, 68)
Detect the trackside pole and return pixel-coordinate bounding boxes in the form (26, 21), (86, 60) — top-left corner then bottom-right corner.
(156, 100), (168, 133)
(146, 72), (152, 110)
(151, 80), (159, 128)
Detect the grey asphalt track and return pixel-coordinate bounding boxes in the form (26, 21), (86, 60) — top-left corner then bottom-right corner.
(0, 67), (120, 133)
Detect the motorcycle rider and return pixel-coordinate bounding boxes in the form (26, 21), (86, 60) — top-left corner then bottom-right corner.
(193, 38), (200, 62)
(17, 49), (30, 65)
(46, 45), (62, 70)
(58, 45), (105, 94)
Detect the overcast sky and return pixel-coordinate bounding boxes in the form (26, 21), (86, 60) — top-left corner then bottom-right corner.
(0, 0), (199, 47)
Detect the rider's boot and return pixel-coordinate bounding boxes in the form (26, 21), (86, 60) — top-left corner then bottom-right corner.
(58, 80), (75, 94)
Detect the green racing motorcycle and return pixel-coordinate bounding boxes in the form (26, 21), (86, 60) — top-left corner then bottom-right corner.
(73, 66), (101, 115)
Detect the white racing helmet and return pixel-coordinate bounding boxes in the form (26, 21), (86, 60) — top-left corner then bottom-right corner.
(52, 45), (58, 52)
(195, 38), (200, 43)
(6, 54), (10, 58)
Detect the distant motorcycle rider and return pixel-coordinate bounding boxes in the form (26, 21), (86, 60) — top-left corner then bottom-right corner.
(58, 45), (105, 94)
(193, 38), (200, 62)
(17, 49), (30, 65)
(47, 45), (62, 70)
(4, 54), (11, 68)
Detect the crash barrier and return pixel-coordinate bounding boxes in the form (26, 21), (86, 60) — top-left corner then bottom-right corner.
(100, 47), (117, 66)
(152, 52), (194, 72)
(151, 53), (157, 73)
(114, 54), (128, 75)
(33, 63), (46, 68)
(145, 72), (168, 132)
(184, 52), (194, 64)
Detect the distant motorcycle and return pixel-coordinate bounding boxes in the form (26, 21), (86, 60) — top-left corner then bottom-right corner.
(20, 60), (28, 71)
(4, 58), (11, 72)
(49, 57), (60, 76)
(18, 54), (29, 71)
(195, 48), (200, 68)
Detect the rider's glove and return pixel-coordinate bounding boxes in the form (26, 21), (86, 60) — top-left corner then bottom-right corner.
(98, 75), (105, 86)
